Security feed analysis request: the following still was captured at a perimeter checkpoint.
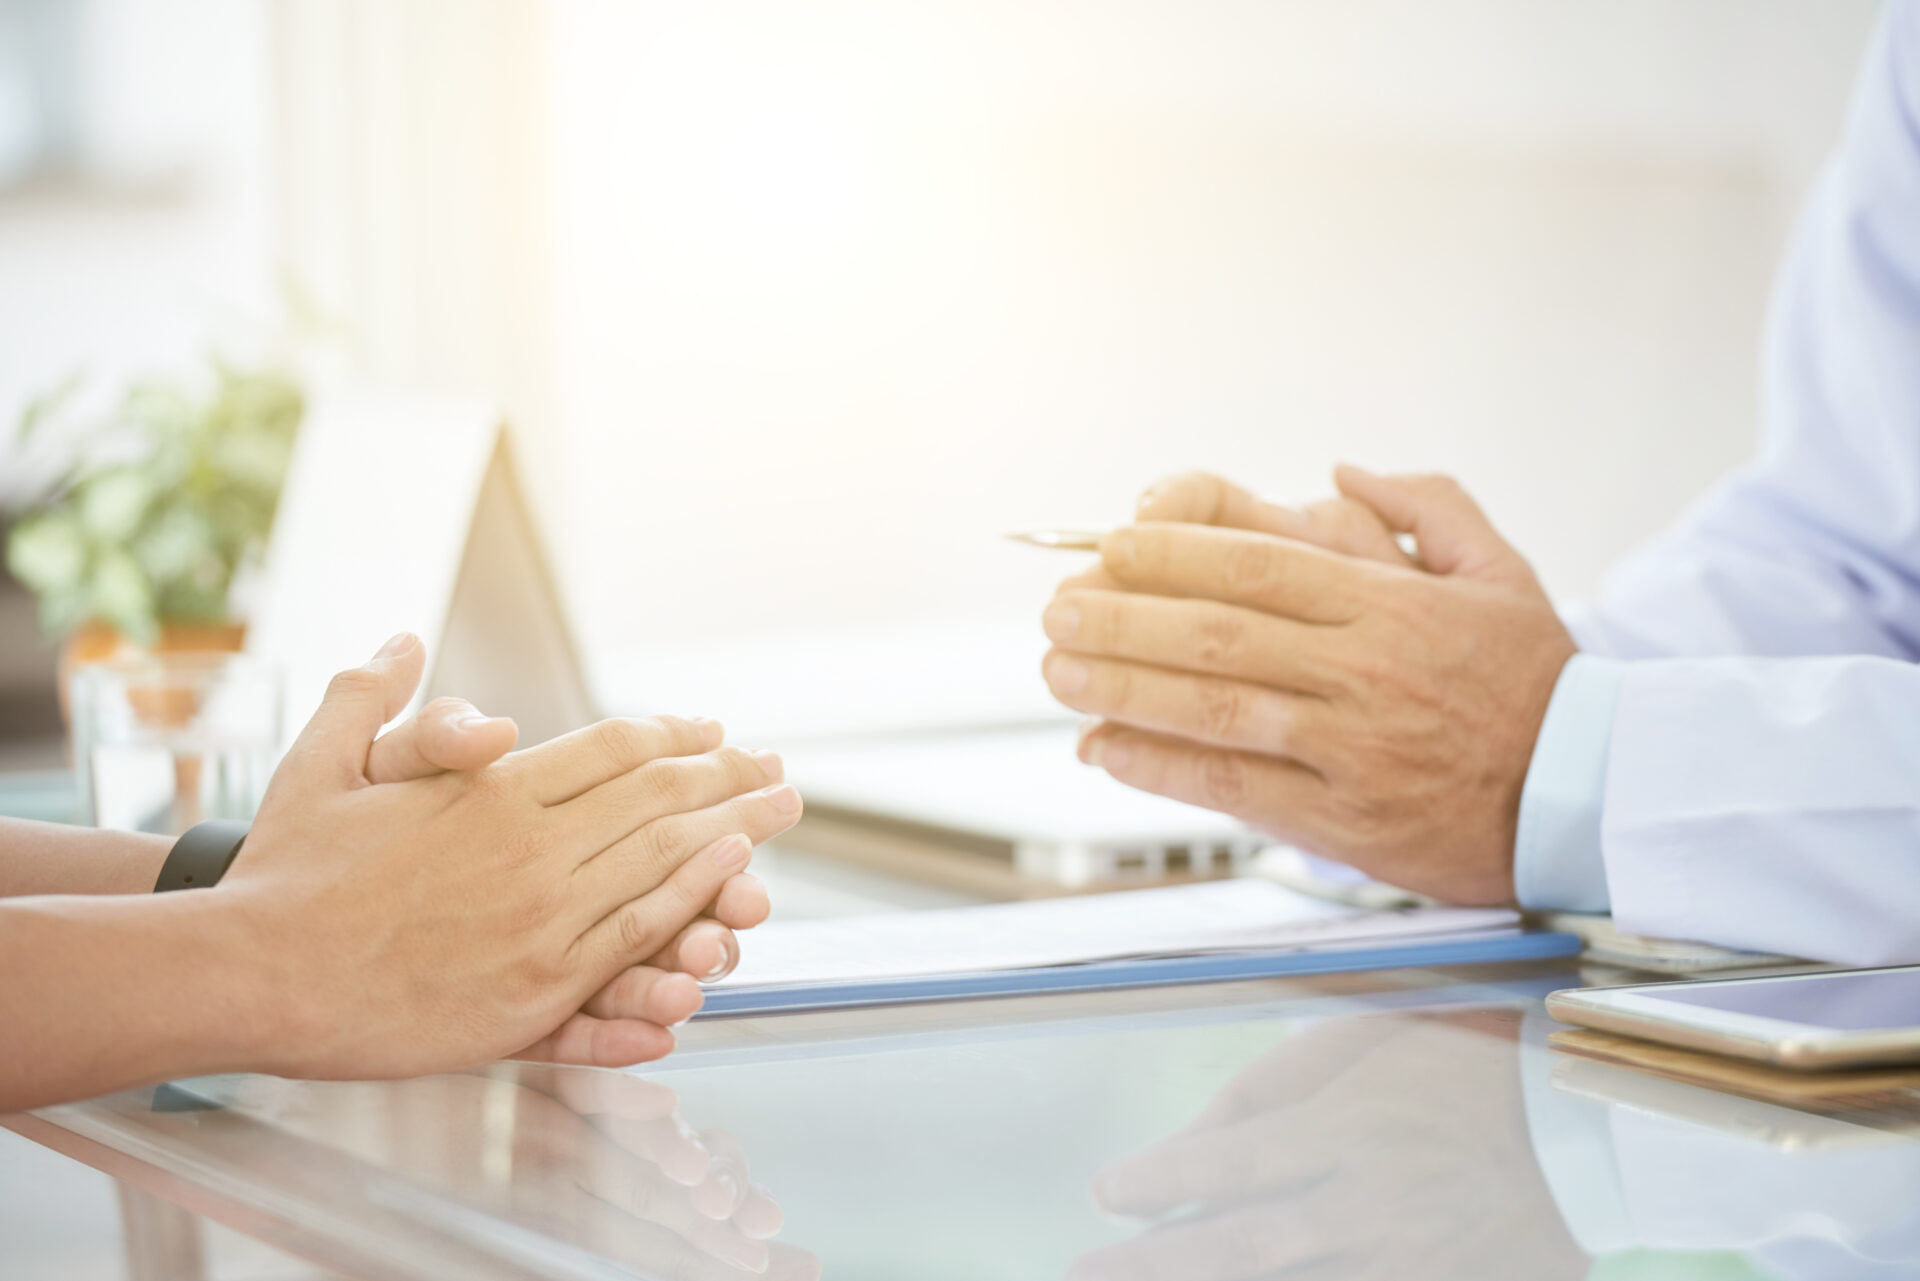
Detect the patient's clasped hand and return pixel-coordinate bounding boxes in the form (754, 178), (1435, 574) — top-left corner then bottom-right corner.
(0, 633), (802, 1111)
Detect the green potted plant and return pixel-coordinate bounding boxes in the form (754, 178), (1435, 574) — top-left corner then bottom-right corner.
(5, 360), (304, 705)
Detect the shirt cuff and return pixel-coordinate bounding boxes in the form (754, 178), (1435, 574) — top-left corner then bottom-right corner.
(1514, 654), (1628, 912)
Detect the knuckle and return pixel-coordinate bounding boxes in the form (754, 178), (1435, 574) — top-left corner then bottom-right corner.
(325, 667), (382, 702)
(1192, 609), (1245, 669)
(1197, 681), (1247, 742)
(460, 761), (521, 807)
(613, 902), (662, 959)
(714, 746), (761, 790)
(637, 759), (698, 811)
(1222, 538), (1279, 600)
(1085, 597), (1126, 652)
(593, 718), (651, 773)
(1199, 749), (1249, 811)
(628, 819), (677, 873)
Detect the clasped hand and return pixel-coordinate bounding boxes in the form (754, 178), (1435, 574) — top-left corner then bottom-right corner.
(214, 633), (804, 1079)
(1042, 468), (1575, 903)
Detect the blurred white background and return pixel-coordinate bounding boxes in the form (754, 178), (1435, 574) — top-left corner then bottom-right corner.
(0, 0), (1886, 734)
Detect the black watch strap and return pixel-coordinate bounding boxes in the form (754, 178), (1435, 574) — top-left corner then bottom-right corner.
(155, 820), (250, 893)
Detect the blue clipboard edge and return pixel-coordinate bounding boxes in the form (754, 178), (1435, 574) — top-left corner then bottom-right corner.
(695, 930), (1583, 1019)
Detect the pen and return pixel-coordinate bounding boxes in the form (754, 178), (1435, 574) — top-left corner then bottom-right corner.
(1004, 528), (1105, 551)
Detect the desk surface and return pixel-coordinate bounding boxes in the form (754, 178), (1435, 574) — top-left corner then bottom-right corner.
(9, 848), (1920, 1281)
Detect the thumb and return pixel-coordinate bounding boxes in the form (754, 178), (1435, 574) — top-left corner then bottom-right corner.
(1135, 470), (1304, 539)
(286, 633), (427, 787)
(367, 696), (519, 783)
(1332, 465), (1524, 583)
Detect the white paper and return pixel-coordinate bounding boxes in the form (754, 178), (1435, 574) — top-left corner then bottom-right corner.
(715, 878), (1519, 990)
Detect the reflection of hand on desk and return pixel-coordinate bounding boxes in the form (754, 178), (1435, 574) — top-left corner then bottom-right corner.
(1069, 1011), (1587, 1281)
(232, 1066), (820, 1281)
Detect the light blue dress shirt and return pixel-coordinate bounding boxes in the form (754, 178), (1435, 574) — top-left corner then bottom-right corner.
(1512, 1), (1920, 965)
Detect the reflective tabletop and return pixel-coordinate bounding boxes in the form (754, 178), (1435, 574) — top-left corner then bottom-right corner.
(13, 949), (1920, 1281)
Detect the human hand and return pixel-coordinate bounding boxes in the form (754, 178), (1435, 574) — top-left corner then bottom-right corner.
(1041, 470), (1573, 903)
(1067, 1013), (1586, 1281)
(345, 640), (771, 1066)
(210, 633), (804, 1079)
(1133, 469), (1416, 568)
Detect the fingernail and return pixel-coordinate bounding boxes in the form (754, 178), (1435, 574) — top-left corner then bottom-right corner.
(710, 834), (752, 872)
(1042, 600), (1081, 642)
(1046, 654), (1089, 696)
(1101, 529), (1136, 571)
(762, 783), (802, 815)
(1136, 486), (1159, 514)
(751, 749), (784, 782)
(692, 717), (724, 749)
(374, 632), (415, 660)
(1102, 740), (1133, 770)
(703, 937), (738, 981)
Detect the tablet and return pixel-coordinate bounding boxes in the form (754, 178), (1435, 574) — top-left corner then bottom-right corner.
(1545, 966), (1920, 1070)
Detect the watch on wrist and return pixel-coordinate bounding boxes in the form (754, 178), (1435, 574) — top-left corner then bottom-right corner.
(154, 820), (250, 893)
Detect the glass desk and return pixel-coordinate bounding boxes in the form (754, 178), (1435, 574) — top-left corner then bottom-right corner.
(11, 945), (1920, 1281)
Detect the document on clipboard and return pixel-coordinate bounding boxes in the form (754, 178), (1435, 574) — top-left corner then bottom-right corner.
(699, 878), (1578, 1016)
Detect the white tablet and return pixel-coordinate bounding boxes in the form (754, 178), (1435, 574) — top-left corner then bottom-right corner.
(1546, 966), (1920, 1070)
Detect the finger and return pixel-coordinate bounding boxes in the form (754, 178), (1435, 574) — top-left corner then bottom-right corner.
(1101, 523), (1377, 624)
(1092, 1105), (1334, 1216)
(578, 828), (767, 973)
(709, 873), (770, 931)
(559, 747), (784, 857)
(1066, 1199), (1330, 1281)
(732, 1185), (784, 1240)
(583, 965), (707, 1024)
(1043, 589), (1340, 695)
(1079, 722), (1332, 845)
(576, 786), (799, 931)
(1134, 470), (1299, 537)
(764, 1245), (823, 1281)
(563, 1179), (773, 1280)
(1296, 496), (1418, 566)
(512, 1012), (677, 1068)
(543, 1065), (682, 1123)
(366, 696), (520, 783)
(597, 1112), (712, 1187)
(1053, 564), (1125, 594)
(690, 1129), (753, 1221)
(283, 633), (427, 788)
(507, 715), (726, 806)
(1333, 465), (1512, 581)
(1190, 1018), (1407, 1128)
(1044, 651), (1333, 767)
(646, 919), (741, 982)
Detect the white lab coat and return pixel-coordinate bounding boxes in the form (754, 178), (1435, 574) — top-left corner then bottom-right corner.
(1517, 2), (1920, 966)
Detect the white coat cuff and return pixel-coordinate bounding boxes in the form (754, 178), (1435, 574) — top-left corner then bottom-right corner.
(1514, 654), (1627, 913)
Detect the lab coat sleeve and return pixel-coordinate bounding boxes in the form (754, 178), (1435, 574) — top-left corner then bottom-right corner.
(1571, 2), (1920, 664)
(1604, 655), (1920, 965)
(1510, 4), (1920, 949)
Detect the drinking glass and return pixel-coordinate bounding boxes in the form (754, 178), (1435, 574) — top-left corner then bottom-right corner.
(71, 653), (283, 835)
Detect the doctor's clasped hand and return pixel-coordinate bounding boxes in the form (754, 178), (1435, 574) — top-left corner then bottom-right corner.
(1042, 468), (1573, 905)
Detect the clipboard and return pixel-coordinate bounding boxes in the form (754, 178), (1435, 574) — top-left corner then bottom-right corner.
(696, 929), (1582, 1018)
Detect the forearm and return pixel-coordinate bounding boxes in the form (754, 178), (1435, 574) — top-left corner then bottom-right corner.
(0, 818), (171, 897)
(0, 890), (277, 1111)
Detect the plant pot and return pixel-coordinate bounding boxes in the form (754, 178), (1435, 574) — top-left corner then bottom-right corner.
(58, 620), (248, 731)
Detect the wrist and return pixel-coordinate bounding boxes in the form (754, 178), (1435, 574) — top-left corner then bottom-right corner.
(165, 887), (305, 1078)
